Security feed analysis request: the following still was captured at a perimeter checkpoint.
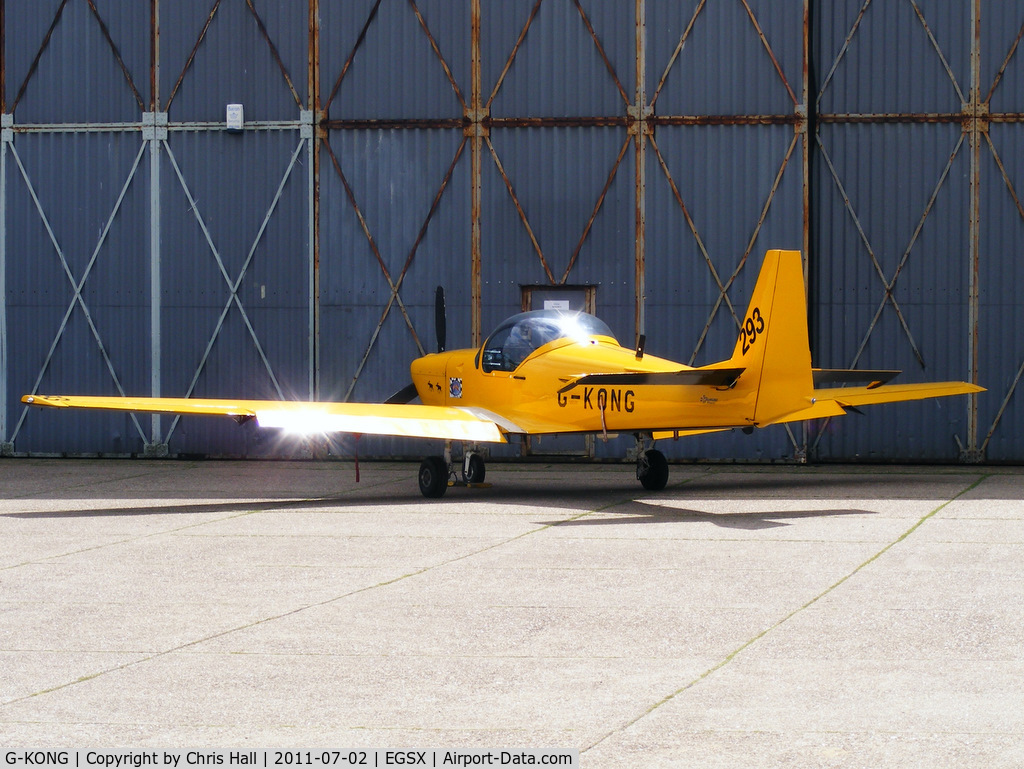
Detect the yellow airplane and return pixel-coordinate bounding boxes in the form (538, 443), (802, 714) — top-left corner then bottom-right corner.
(22, 249), (982, 497)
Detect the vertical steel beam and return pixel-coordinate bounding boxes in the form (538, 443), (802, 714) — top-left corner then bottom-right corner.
(965, 0), (982, 461)
(0, 0), (7, 451)
(147, 124), (165, 454)
(470, 0), (483, 348)
(308, 0), (320, 399)
(150, 0), (158, 111)
(799, 0), (810, 462)
(0, 115), (8, 453)
(147, 136), (166, 453)
(146, 0), (166, 456)
(632, 0), (647, 345)
(1, 0), (6, 113)
(801, 0), (811, 266)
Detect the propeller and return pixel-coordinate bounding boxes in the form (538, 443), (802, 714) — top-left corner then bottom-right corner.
(435, 286), (446, 353)
(385, 286), (447, 405)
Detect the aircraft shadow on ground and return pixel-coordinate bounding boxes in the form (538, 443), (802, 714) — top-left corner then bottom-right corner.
(2, 480), (877, 530)
(541, 502), (876, 530)
(0, 461), (977, 521)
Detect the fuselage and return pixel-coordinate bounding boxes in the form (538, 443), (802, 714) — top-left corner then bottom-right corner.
(409, 310), (758, 436)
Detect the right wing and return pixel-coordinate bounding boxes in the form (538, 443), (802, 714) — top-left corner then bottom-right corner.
(21, 394), (508, 444)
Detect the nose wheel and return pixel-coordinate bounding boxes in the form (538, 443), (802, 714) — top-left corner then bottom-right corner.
(463, 452), (486, 484)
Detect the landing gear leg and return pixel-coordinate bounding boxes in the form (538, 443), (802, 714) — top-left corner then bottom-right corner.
(635, 434), (669, 491)
(463, 452), (486, 484)
(418, 444), (489, 498)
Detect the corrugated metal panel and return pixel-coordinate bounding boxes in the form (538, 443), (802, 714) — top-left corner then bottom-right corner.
(641, 0), (807, 462)
(647, 0), (803, 117)
(810, 2), (1020, 461)
(485, 1), (632, 119)
(160, 0), (306, 122)
(319, 127), (467, 410)
(480, 126), (633, 313)
(646, 124), (804, 352)
(816, 1), (970, 116)
(982, 5), (1024, 114)
(321, 0), (467, 121)
(5, 0), (150, 123)
(158, 128), (309, 457)
(976, 7), (1024, 461)
(7, 131), (150, 454)
(644, 122), (805, 462)
(977, 121), (1024, 461)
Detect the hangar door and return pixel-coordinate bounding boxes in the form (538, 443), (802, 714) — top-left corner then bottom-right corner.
(3, 1), (1018, 463)
(811, 2), (1024, 462)
(3, 1), (313, 458)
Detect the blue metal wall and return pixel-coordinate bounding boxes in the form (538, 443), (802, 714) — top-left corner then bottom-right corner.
(2, 1), (1021, 463)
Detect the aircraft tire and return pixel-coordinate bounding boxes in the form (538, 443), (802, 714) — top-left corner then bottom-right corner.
(419, 456), (449, 498)
(464, 454), (486, 484)
(637, 448), (669, 491)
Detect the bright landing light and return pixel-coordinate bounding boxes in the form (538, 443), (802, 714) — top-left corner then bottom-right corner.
(256, 409), (336, 435)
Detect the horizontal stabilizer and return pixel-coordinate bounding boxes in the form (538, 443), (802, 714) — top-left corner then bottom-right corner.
(558, 367), (744, 394)
(814, 381), (984, 408)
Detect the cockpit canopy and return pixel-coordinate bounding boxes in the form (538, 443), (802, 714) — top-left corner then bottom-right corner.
(480, 310), (617, 372)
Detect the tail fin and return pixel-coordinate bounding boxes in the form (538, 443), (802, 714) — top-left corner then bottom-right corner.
(729, 250), (815, 425)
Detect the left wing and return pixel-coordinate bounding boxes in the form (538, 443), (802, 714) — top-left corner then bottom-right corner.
(21, 394), (508, 443)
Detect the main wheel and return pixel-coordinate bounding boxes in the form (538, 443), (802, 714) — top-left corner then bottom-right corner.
(464, 453), (486, 484)
(418, 456), (449, 498)
(637, 448), (669, 491)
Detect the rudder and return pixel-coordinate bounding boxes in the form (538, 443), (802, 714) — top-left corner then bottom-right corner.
(728, 250), (814, 425)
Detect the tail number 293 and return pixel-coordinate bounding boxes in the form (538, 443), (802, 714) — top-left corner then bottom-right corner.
(740, 307), (765, 355)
